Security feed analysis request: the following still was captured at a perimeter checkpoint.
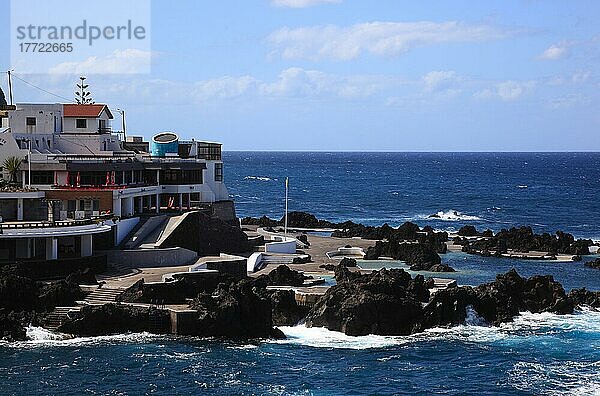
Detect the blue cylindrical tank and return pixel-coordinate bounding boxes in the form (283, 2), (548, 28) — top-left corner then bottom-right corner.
(151, 132), (179, 157)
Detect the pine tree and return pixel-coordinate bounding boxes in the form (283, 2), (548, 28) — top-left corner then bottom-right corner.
(75, 76), (94, 104)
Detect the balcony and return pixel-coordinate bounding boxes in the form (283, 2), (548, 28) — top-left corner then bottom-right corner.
(98, 127), (113, 134)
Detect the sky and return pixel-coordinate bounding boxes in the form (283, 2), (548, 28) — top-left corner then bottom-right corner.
(1, 0), (599, 151)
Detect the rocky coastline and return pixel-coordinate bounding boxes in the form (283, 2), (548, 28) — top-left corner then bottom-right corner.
(2, 259), (600, 343)
(2, 212), (599, 343)
(305, 265), (582, 336)
(455, 225), (593, 259)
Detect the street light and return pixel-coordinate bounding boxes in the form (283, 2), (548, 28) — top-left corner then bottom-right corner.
(23, 138), (31, 189)
(116, 108), (126, 142)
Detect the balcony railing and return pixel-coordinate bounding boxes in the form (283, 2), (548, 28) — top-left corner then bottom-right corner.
(0, 214), (113, 231)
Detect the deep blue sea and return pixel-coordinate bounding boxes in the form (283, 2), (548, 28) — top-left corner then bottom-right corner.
(2, 152), (600, 395)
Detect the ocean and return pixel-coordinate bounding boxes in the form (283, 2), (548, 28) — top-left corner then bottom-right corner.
(1, 152), (600, 395)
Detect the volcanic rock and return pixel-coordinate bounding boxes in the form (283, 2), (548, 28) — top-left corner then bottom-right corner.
(305, 267), (429, 336)
(409, 262), (456, 272)
(458, 225), (479, 237)
(365, 241), (441, 266)
(58, 304), (170, 336)
(187, 278), (275, 338)
(568, 288), (600, 309)
(584, 258), (600, 269)
(267, 265), (307, 287)
(472, 269), (573, 325)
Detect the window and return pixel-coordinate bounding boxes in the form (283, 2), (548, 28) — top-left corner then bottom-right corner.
(26, 117), (36, 133)
(215, 163), (223, 182)
(31, 171), (54, 185)
(76, 119), (87, 128)
(198, 144), (222, 160)
(160, 169), (204, 185)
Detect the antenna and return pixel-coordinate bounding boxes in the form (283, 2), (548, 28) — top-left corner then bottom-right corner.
(7, 70), (14, 105)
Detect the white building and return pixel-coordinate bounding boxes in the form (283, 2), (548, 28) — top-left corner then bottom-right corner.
(0, 101), (235, 266)
(0, 102), (231, 219)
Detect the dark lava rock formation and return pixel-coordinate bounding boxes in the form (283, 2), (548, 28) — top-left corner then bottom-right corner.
(0, 265), (84, 341)
(471, 269), (573, 325)
(460, 226), (592, 257)
(305, 266), (429, 336)
(185, 278), (278, 339)
(409, 262), (456, 272)
(241, 211), (337, 229)
(365, 241), (442, 266)
(58, 304), (170, 336)
(115, 265), (314, 338)
(266, 265), (308, 287)
(568, 288), (600, 309)
(305, 266), (577, 336)
(584, 258), (600, 270)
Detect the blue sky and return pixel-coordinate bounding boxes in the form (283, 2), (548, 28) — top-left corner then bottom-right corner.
(1, 0), (599, 151)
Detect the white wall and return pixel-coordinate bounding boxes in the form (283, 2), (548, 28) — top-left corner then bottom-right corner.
(265, 239), (297, 254)
(115, 216), (140, 245)
(8, 104), (63, 134)
(203, 160), (229, 201)
(63, 110), (111, 134)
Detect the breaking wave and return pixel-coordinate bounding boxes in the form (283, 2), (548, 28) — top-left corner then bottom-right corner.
(4, 327), (163, 349)
(276, 308), (600, 350)
(244, 176), (277, 182)
(419, 210), (482, 222)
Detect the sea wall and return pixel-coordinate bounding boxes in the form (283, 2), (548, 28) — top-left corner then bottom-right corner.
(103, 247), (197, 268)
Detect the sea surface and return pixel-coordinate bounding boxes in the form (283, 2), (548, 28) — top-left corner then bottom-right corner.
(2, 152), (600, 395)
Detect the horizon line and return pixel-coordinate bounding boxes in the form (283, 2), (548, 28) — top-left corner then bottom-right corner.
(222, 150), (600, 153)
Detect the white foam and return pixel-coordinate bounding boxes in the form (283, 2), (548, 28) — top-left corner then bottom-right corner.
(422, 210), (482, 222)
(509, 360), (600, 396)
(5, 328), (163, 349)
(25, 325), (70, 341)
(275, 308), (600, 350)
(276, 326), (413, 349)
(244, 176), (276, 182)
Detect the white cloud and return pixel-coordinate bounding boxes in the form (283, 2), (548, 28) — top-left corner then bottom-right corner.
(101, 67), (390, 105)
(538, 41), (571, 60)
(271, 0), (341, 8)
(549, 93), (590, 109)
(572, 71), (591, 83)
(474, 80), (536, 101)
(422, 71), (460, 94)
(260, 67), (386, 99)
(48, 49), (153, 74)
(268, 21), (513, 60)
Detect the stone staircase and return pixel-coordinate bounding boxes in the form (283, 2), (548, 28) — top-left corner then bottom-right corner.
(96, 262), (134, 281)
(262, 253), (310, 265)
(43, 306), (82, 330)
(81, 287), (125, 305)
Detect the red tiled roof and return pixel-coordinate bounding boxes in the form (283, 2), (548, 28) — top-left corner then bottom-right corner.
(63, 104), (113, 119)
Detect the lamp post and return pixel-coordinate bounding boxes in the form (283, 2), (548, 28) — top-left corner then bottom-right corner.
(117, 108), (126, 142)
(24, 138), (31, 189)
(284, 177), (289, 238)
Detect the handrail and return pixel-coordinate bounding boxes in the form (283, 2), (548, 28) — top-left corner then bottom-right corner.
(0, 214), (114, 230)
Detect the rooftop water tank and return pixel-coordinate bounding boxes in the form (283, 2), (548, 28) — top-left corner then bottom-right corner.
(151, 132), (179, 157)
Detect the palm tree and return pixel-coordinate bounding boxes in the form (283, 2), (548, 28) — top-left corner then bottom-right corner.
(2, 156), (23, 184)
